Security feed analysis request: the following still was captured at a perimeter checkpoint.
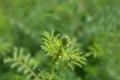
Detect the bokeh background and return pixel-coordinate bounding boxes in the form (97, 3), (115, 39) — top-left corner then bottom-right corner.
(0, 0), (120, 80)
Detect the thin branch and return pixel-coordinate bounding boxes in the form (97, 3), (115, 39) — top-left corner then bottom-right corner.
(19, 61), (40, 80)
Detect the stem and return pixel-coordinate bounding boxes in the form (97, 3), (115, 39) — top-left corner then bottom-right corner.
(19, 61), (40, 80)
(49, 59), (56, 80)
(49, 46), (62, 80)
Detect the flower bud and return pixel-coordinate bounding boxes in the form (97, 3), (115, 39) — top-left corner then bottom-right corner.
(62, 35), (70, 47)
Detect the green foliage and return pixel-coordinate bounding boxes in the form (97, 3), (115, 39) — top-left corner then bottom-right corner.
(4, 31), (86, 80)
(41, 31), (86, 79)
(0, 0), (120, 80)
(4, 47), (39, 80)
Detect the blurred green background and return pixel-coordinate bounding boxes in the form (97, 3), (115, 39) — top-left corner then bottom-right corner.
(0, 0), (120, 80)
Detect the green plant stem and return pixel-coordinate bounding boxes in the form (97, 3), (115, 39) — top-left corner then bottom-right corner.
(49, 55), (60, 80)
(19, 61), (40, 80)
(49, 60), (56, 80)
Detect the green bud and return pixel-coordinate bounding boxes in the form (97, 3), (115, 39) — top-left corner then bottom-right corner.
(62, 35), (70, 47)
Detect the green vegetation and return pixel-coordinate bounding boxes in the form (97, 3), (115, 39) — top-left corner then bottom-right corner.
(0, 0), (120, 80)
(4, 31), (86, 80)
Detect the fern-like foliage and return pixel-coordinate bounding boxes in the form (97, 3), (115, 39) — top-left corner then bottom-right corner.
(4, 31), (86, 80)
(4, 47), (40, 80)
(41, 31), (86, 80)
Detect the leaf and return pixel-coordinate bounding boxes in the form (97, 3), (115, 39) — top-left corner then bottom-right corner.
(4, 58), (13, 63)
(11, 62), (19, 68)
(19, 48), (24, 58)
(17, 66), (25, 73)
(68, 64), (74, 71)
(13, 47), (18, 60)
(26, 74), (32, 80)
(23, 69), (29, 74)
(73, 62), (82, 67)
